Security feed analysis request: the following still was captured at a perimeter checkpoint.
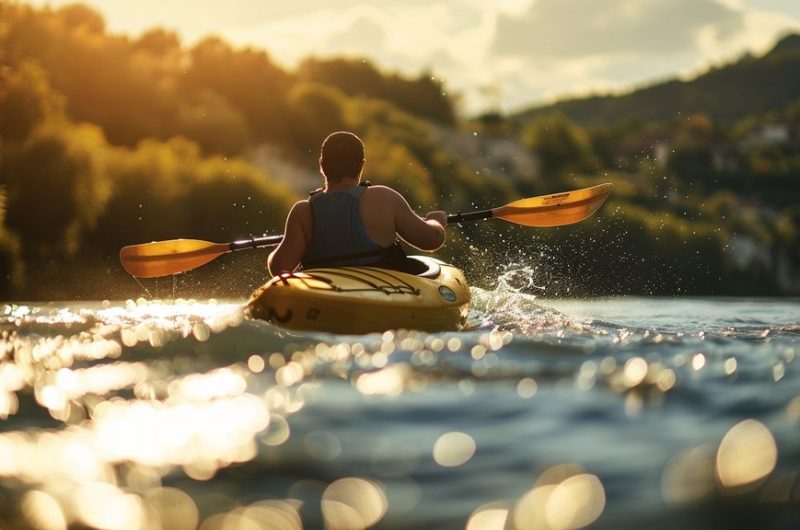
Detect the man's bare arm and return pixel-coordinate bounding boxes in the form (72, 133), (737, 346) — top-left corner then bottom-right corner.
(268, 201), (311, 275)
(391, 190), (446, 251)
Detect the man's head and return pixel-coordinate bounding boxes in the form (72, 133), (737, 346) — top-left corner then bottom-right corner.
(320, 131), (365, 182)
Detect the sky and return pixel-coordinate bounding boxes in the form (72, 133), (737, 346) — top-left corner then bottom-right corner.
(23, 0), (800, 115)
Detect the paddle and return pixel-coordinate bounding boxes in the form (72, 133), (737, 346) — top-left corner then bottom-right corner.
(120, 183), (613, 278)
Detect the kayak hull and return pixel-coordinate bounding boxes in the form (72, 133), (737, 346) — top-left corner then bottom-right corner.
(247, 256), (470, 334)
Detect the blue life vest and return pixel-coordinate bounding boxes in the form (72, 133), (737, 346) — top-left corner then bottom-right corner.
(301, 183), (406, 269)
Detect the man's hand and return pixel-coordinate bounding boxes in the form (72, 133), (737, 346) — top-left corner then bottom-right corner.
(425, 211), (447, 228)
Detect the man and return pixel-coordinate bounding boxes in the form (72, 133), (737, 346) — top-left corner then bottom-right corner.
(268, 131), (447, 275)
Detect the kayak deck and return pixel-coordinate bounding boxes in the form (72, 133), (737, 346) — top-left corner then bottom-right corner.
(247, 256), (470, 334)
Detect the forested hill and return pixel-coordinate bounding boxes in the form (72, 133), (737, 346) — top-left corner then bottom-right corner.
(2, 2), (799, 299)
(513, 33), (800, 127)
(0, 1), (514, 299)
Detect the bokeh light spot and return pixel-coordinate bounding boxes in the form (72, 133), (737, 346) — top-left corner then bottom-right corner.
(466, 502), (510, 530)
(322, 477), (387, 530)
(716, 419), (777, 488)
(517, 377), (538, 398)
(433, 431), (476, 467)
(22, 490), (66, 530)
(661, 446), (716, 504)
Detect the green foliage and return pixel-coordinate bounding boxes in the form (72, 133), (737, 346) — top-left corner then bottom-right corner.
(175, 90), (251, 155)
(779, 207), (800, 263)
(2, 120), (111, 256)
(299, 58), (455, 125)
(0, 226), (24, 297)
(0, 187), (24, 295)
(182, 155), (296, 240)
(286, 82), (348, 156)
(529, 200), (731, 295)
(344, 97), (515, 209)
(0, 60), (66, 142)
(522, 112), (597, 176)
(96, 137), (296, 246)
(1, 2), (459, 160)
(3, 3), (177, 145)
(360, 133), (437, 208)
(667, 114), (716, 179)
(1, 1), (797, 297)
(183, 37), (292, 144)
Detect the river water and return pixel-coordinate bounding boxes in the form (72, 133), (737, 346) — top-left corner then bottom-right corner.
(1, 282), (799, 529)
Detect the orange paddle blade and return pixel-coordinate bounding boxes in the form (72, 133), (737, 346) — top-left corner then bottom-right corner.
(119, 239), (230, 278)
(492, 183), (613, 227)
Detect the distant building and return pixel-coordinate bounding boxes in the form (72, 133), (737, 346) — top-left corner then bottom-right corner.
(654, 141), (670, 167)
(740, 123), (791, 150)
(652, 139), (739, 173)
(711, 144), (741, 173)
(429, 125), (540, 183)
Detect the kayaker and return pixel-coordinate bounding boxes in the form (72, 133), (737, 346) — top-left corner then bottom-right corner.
(268, 131), (447, 275)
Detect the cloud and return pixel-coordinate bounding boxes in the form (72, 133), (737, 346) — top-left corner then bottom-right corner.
(494, 0), (744, 58)
(323, 14), (388, 54)
(219, 0), (798, 113)
(485, 0), (800, 112)
(695, 6), (800, 63)
(221, 2), (488, 78)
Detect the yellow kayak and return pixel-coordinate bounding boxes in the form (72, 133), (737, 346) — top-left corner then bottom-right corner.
(247, 256), (470, 334)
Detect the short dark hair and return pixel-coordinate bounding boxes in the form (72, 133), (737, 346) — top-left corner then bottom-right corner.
(320, 131), (364, 181)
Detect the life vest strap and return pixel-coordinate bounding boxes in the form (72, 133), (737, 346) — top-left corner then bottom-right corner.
(301, 241), (408, 270)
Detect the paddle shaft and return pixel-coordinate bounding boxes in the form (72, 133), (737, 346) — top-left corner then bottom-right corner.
(120, 183), (612, 277)
(447, 210), (492, 224)
(225, 212), (494, 252)
(228, 234), (284, 251)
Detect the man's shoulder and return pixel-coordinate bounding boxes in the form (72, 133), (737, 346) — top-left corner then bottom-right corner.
(363, 184), (401, 200)
(288, 200), (311, 221)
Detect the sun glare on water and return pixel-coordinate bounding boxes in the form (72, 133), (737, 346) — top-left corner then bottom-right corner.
(0, 299), (310, 529)
(1, 297), (793, 528)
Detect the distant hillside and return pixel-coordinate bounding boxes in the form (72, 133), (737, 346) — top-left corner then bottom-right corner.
(514, 33), (800, 127)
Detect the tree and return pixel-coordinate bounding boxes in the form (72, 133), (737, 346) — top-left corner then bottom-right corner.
(0, 187), (24, 296)
(522, 112), (596, 176)
(176, 90), (251, 155)
(183, 37), (292, 143)
(95, 137), (297, 247)
(298, 58), (455, 125)
(0, 61), (66, 142)
(286, 83), (348, 156)
(3, 121), (111, 256)
(667, 114), (715, 179)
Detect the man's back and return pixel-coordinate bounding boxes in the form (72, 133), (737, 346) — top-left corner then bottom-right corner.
(267, 131), (446, 275)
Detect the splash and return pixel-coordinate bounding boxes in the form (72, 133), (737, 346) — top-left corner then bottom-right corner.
(468, 264), (594, 336)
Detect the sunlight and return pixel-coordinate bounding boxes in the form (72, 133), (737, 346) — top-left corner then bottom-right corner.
(513, 465), (606, 530)
(144, 488), (199, 530)
(433, 431), (477, 467)
(661, 445), (716, 504)
(466, 502), (511, 530)
(716, 419), (777, 488)
(517, 377), (538, 398)
(22, 490), (67, 530)
(545, 474), (606, 530)
(3, 2), (800, 528)
(74, 482), (143, 530)
(356, 364), (409, 397)
(322, 477), (387, 530)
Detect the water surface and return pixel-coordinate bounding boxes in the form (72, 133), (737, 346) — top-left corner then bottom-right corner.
(1, 287), (798, 529)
